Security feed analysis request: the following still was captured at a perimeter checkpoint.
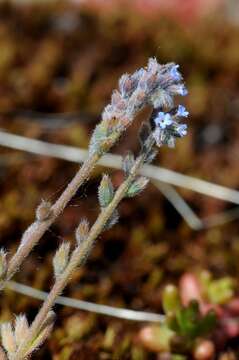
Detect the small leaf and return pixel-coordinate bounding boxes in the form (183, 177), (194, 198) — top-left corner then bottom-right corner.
(1, 322), (16, 355)
(198, 270), (212, 294)
(141, 133), (155, 159)
(144, 148), (157, 164)
(40, 311), (56, 330)
(89, 121), (108, 156)
(162, 285), (181, 315)
(104, 210), (119, 230)
(26, 323), (53, 356)
(98, 174), (114, 208)
(122, 152), (134, 176)
(126, 177), (149, 198)
(170, 300), (217, 341)
(36, 200), (52, 222)
(25, 312), (55, 358)
(14, 314), (29, 347)
(207, 277), (235, 305)
(138, 121), (156, 164)
(175, 300), (200, 339)
(53, 242), (71, 278)
(75, 218), (89, 245)
(89, 120), (121, 156)
(197, 311), (217, 336)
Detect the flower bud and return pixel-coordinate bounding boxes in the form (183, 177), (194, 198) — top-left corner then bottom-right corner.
(147, 57), (159, 74)
(179, 273), (204, 308)
(119, 73), (134, 98)
(53, 242), (70, 278)
(36, 200), (52, 222)
(111, 90), (126, 112)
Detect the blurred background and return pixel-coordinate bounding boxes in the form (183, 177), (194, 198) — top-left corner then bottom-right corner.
(0, 0), (239, 358)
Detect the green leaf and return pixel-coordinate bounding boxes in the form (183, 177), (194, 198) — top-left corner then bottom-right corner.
(197, 310), (217, 336)
(175, 300), (200, 339)
(53, 242), (71, 278)
(207, 277), (235, 305)
(98, 174), (114, 208)
(89, 121), (109, 155)
(126, 177), (149, 198)
(169, 300), (217, 342)
(162, 284), (181, 315)
(104, 210), (119, 230)
(122, 152), (134, 176)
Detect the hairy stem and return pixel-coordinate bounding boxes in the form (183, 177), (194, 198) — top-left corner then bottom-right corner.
(4, 153), (99, 287)
(14, 154), (146, 360)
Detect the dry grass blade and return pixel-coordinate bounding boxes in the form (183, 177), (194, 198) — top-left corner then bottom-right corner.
(7, 281), (164, 323)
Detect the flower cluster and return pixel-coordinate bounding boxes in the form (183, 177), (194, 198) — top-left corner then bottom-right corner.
(102, 58), (188, 127)
(89, 57), (188, 155)
(152, 104), (189, 147)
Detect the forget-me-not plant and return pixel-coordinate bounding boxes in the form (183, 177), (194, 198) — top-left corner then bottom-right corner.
(0, 58), (189, 360)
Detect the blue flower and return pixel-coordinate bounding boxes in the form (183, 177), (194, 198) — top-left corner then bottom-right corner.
(178, 85), (188, 96)
(170, 65), (181, 82)
(167, 84), (188, 97)
(176, 124), (187, 137)
(176, 105), (189, 118)
(154, 112), (173, 129)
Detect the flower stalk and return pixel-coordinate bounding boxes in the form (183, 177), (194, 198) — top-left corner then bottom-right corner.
(4, 153), (100, 288)
(13, 146), (154, 360)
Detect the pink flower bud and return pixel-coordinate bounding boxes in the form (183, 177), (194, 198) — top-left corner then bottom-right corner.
(221, 318), (239, 338)
(111, 90), (123, 107)
(179, 273), (204, 308)
(193, 340), (215, 360)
